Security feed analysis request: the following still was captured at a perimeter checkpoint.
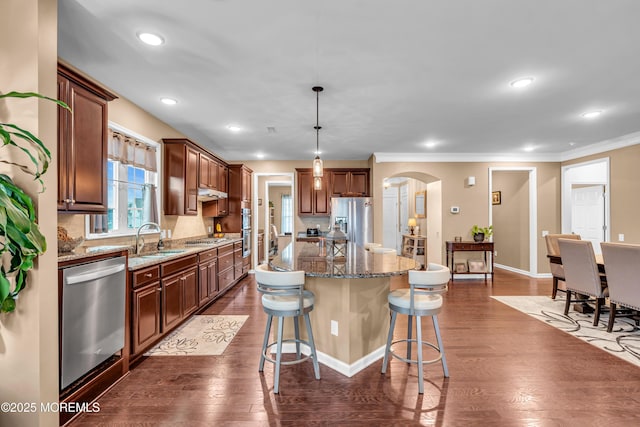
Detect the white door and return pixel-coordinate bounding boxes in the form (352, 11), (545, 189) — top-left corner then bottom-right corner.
(399, 184), (409, 252)
(571, 185), (605, 253)
(382, 187), (398, 249)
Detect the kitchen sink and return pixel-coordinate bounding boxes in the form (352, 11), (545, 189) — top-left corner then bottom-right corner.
(137, 249), (188, 258)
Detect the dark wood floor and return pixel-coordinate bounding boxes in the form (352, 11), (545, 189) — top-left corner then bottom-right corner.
(70, 269), (640, 426)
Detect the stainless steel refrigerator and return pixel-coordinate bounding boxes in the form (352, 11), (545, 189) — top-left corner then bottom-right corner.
(330, 197), (373, 246)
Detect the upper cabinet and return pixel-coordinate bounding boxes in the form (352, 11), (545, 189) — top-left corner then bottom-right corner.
(198, 153), (218, 190)
(162, 138), (200, 216)
(296, 168), (369, 216)
(330, 169), (370, 197)
(57, 64), (117, 213)
(296, 169), (330, 216)
(216, 164), (252, 230)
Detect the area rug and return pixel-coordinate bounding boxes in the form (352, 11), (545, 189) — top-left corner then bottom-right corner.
(492, 296), (640, 368)
(145, 315), (248, 356)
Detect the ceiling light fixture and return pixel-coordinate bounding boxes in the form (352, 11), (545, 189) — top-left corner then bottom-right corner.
(312, 86), (324, 191)
(137, 32), (164, 46)
(510, 77), (534, 88)
(160, 97), (177, 105)
(523, 146), (535, 152)
(425, 141), (437, 148)
(256, 153), (265, 159)
(227, 125), (241, 132)
(582, 110), (603, 119)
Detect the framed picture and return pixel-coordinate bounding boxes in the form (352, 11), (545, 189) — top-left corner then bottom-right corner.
(415, 190), (426, 218)
(454, 262), (467, 273)
(468, 259), (486, 273)
(492, 191), (501, 205)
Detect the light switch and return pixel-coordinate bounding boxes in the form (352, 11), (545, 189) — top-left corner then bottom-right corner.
(541, 230), (549, 237)
(619, 234), (624, 242)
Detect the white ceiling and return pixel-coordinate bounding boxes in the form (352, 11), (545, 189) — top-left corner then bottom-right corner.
(58, 0), (640, 162)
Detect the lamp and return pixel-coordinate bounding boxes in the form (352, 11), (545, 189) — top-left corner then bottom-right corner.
(312, 86), (324, 187)
(408, 218), (417, 235)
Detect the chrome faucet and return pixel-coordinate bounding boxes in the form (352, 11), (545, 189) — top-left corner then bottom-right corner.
(135, 222), (161, 254)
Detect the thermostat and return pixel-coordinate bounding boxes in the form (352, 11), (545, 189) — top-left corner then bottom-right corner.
(450, 206), (460, 214)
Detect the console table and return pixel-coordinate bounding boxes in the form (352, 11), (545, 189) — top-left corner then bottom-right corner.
(445, 241), (494, 282)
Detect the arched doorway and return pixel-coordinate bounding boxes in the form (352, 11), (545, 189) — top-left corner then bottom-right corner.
(381, 172), (442, 264)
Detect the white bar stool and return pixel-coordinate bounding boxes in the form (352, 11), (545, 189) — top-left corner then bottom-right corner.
(364, 242), (382, 251)
(255, 264), (321, 393)
(381, 263), (450, 393)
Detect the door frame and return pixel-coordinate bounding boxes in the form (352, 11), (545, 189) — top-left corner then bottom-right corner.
(251, 172), (294, 270)
(488, 166), (538, 275)
(561, 157), (610, 243)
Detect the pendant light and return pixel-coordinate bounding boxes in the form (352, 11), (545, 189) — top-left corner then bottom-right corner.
(312, 86), (324, 190)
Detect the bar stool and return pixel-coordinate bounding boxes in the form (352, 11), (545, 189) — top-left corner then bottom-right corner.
(381, 263), (450, 393)
(364, 242), (382, 251)
(255, 264), (320, 393)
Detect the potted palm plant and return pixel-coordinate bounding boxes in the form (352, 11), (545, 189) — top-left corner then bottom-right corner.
(0, 91), (69, 312)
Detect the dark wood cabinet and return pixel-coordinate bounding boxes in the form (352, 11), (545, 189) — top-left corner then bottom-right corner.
(217, 164), (252, 229)
(330, 169), (370, 197)
(198, 249), (218, 307)
(181, 267), (198, 318)
(132, 281), (162, 355)
(201, 160), (230, 217)
(57, 64), (116, 213)
(218, 163), (229, 193)
(163, 139), (200, 216)
(199, 154), (219, 190)
(296, 169), (330, 216)
(162, 273), (183, 331)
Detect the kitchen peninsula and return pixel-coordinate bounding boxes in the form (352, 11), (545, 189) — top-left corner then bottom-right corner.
(270, 242), (416, 376)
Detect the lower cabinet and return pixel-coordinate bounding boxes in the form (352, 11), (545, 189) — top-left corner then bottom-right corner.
(130, 242), (246, 360)
(198, 248), (219, 307)
(132, 281), (162, 355)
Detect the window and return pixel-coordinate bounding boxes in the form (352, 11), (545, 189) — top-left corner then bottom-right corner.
(281, 194), (292, 234)
(86, 126), (159, 239)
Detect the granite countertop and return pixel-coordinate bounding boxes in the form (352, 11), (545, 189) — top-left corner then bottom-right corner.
(271, 242), (416, 278)
(58, 237), (242, 271)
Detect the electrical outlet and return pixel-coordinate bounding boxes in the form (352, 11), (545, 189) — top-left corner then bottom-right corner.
(541, 230), (549, 237)
(330, 320), (339, 336)
(208, 226), (212, 234)
(619, 234), (625, 242)
(167, 229), (172, 238)
(494, 250), (498, 257)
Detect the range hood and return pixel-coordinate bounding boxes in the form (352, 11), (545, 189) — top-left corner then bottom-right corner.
(197, 188), (228, 201)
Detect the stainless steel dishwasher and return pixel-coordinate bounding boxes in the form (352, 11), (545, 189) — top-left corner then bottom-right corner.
(61, 255), (126, 390)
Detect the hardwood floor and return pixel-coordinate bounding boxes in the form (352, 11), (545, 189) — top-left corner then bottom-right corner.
(70, 269), (640, 426)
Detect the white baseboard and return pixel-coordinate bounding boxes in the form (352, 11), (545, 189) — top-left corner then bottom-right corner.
(277, 343), (386, 377)
(494, 264), (552, 279)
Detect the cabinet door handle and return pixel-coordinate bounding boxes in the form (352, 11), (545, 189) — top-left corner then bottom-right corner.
(64, 198), (71, 203)
(157, 287), (162, 291)
(144, 273), (153, 278)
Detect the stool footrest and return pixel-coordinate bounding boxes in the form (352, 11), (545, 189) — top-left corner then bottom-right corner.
(262, 339), (315, 367)
(388, 338), (443, 366)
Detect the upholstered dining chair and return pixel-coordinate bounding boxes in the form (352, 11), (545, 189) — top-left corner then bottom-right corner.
(558, 239), (608, 326)
(255, 264), (320, 393)
(381, 263), (450, 394)
(600, 242), (640, 332)
(370, 247), (397, 255)
(544, 233), (581, 299)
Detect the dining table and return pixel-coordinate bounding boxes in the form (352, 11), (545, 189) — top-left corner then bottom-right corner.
(547, 253), (605, 314)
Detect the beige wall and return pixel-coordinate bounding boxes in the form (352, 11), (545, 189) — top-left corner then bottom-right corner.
(0, 1), (59, 426)
(372, 159), (561, 273)
(563, 144), (640, 244)
(493, 171), (530, 270)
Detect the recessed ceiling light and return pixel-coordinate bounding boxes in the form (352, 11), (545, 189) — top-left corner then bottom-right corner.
(256, 153), (265, 159)
(569, 142), (577, 146)
(137, 32), (164, 46)
(227, 125), (241, 132)
(523, 146), (535, 152)
(424, 141), (437, 148)
(510, 77), (534, 88)
(582, 110), (603, 119)
(160, 97), (177, 105)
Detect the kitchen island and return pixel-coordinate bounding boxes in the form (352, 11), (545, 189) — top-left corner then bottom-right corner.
(270, 241), (416, 376)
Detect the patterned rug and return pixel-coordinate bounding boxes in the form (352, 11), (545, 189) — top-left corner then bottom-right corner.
(492, 296), (640, 368)
(145, 315), (248, 356)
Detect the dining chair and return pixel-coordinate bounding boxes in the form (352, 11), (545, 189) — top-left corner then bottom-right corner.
(600, 242), (640, 332)
(558, 239), (608, 326)
(381, 263), (450, 393)
(255, 264), (320, 393)
(544, 234), (581, 299)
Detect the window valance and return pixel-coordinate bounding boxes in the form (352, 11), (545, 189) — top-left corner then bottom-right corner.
(108, 130), (157, 172)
